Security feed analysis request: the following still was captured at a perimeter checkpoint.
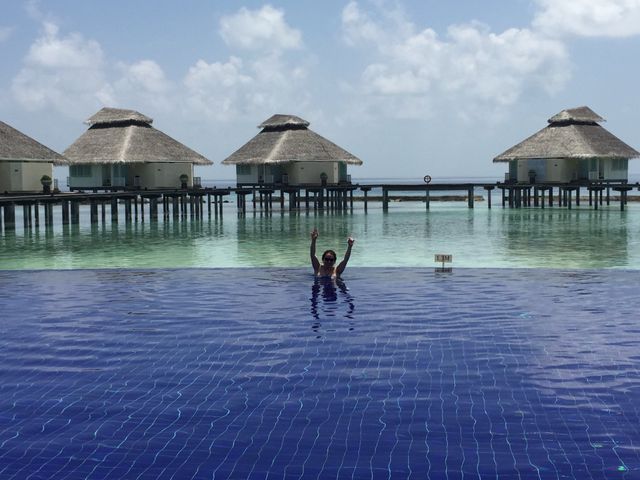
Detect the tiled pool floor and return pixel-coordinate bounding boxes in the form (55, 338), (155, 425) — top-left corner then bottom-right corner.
(0, 268), (639, 479)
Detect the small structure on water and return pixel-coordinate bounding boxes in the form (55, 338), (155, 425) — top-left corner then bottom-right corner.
(494, 106), (640, 183)
(0, 121), (66, 193)
(64, 108), (212, 190)
(222, 114), (362, 186)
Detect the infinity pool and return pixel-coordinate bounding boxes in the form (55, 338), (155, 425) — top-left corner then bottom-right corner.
(1, 268), (639, 479)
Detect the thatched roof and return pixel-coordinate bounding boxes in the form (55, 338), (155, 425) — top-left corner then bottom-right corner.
(222, 114), (363, 165)
(547, 106), (604, 124)
(494, 106), (640, 162)
(64, 107), (212, 165)
(0, 121), (67, 165)
(86, 107), (153, 126)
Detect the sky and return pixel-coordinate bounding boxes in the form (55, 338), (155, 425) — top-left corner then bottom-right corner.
(1, 0), (640, 181)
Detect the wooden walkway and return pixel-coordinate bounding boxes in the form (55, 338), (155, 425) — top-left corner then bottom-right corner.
(0, 181), (638, 233)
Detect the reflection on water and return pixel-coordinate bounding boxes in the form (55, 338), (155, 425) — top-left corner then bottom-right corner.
(310, 277), (355, 336)
(499, 209), (629, 268)
(2, 202), (640, 269)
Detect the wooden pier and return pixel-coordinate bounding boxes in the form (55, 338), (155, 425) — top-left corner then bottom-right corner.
(1, 181), (638, 234)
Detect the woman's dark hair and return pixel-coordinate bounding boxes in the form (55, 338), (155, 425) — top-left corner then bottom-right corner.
(322, 249), (337, 261)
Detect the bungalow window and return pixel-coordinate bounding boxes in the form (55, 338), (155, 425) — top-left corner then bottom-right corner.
(236, 165), (251, 175)
(612, 159), (627, 171)
(70, 165), (92, 177)
(113, 164), (127, 177)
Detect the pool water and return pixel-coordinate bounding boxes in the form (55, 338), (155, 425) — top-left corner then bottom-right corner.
(1, 268), (639, 479)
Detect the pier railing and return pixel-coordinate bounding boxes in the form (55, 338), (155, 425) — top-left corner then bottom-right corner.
(1, 181), (638, 233)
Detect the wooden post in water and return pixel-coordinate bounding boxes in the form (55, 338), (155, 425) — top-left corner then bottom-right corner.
(33, 201), (39, 228)
(71, 201), (80, 224)
(111, 197), (118, 223)
(125, 198), (132, 223)
(383, 187), (389, 211)
(22, 204), (29, 230)
(485, 186), (494, 209)
(150, 197), (158, 220)
(425, 188), (430, 210)
(468, 187), (474, 208)
(90, 200), (98, 224)
(61, 200), (69, 225)
(45, 202), (53, 228)
(172, 196), (179, 220)
(361, 187), (370, 212)
(4, 204), (16, 231)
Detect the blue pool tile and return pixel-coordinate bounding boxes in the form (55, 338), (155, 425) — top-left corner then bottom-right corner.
(1, 268), (640, 479)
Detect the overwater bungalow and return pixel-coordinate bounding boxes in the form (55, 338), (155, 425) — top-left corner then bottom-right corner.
(64, 108), (212, 190)
(494, 106), (640, 183)
(222, 114), (362, 186)
(0, 120), (66, 193)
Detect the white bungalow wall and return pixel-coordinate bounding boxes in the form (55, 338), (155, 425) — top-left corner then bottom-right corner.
(287, 161), (339, 185)
(69, 163), (194, 189)
(68, 165), (102, 189)
(516, 159), (574, 183)
(0, 161), (53, 193)
(603, 158), (628, 181)
(235, 162), (341, 185)
(129, 163), (193, 188)
(515, 158), (629, 183)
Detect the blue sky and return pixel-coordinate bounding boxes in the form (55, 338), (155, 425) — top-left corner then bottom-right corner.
(2, 0), (640, 180)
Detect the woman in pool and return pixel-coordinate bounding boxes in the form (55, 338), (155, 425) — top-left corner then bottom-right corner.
(310, 228), (354, 278)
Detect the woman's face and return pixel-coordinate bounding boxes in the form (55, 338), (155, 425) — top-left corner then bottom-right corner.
(322, 254), (336, 266)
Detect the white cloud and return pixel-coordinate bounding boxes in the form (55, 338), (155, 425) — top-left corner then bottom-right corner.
(183, 57), (253, 118)
(11, 5), (310, 124)
(182, 5), (310, 121)
(219, 5), (302, 51)
(182, 54), (309, 121)
(113, 60), (174, 110)
(12, 22), (113, 115)
(341, 2), (569, 118)
(342, 1), (388, 46)
(534, 0), (640, 37)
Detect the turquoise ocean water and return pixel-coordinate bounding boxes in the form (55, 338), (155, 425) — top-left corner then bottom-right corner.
(2, 177), (640, 270)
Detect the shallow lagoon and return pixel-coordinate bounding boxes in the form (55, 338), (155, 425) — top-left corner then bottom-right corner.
(1, 200), (640, 270)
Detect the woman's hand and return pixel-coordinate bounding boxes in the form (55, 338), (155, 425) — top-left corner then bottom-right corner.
(347, 236), (354, 247)
(311, 228), (319, 240)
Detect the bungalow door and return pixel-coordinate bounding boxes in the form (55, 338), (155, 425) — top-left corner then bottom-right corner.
(338, 163), (347, 183)
(102, 164), (112, 187)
